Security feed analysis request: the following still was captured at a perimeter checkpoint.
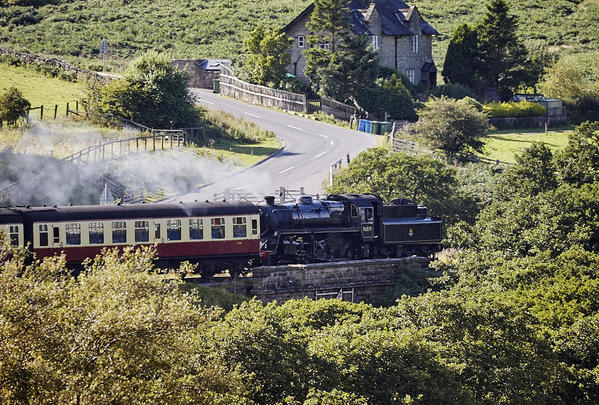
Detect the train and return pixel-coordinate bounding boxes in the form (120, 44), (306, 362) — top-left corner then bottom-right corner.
(0, 194), (442, 277)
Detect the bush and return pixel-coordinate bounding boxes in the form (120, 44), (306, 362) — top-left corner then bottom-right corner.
(353, 74), (417, 121)
(434, 83), (475, 100)
(0, 86), (30, 127)
(483, 100), (546, 117)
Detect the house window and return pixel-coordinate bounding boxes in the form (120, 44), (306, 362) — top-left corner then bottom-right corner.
(89, 222), (104, 244)
(406, 69), (417, 84)
(297, 35), (305, 48)
(211, 218), (225, 239)
(371, 35), (379, 50)
(167, 219), (181, 241)
(318, 40), (330, 50)
(412, 35), (419, 53)
(189, 218), (204, 240)
(112, 221), (127, 244)
(135, 220), (149, 242)
(233, 217), (247, 238)
(65, 223), (81, 246)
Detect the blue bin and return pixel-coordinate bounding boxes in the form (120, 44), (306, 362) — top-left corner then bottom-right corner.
(358, 119), (371, 133)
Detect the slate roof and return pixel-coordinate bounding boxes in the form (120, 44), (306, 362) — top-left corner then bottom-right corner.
(283, 0), (438, 37)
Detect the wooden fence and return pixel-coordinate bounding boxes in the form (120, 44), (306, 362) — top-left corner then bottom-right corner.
(27, 101), (80, 120)
(392, 134), (512, 167)
(218, 74), (308, 113)
(321, 97), (359, 121)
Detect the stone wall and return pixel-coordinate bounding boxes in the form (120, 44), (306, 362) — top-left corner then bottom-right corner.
(251, 257), (438, 305)
(219, 74), (308, 113)
(0, 47), (118, 83)
(321, 96), (359, 121)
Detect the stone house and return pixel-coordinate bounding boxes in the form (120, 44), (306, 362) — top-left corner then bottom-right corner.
(282, 0), (439, 87)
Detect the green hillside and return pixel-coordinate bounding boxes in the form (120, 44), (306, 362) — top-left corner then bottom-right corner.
(0, 0), (597, 70)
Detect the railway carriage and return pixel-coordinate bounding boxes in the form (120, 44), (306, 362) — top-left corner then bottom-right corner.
(2, 202), (261, 277)
(0, 208), (25, 247)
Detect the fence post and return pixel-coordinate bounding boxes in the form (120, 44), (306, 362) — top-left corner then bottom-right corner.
(75, 100), (79, 111)
(66, 102), (69, 116)
(40, 105), (43, 120)
(54, 105), (58, 119)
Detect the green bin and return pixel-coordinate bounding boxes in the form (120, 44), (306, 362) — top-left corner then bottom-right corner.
(213, 79), (220, 94)
(380, 121), (393, 135)
(370, 121), (381, 134)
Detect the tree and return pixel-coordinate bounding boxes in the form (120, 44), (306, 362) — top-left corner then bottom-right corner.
(304, 0), (378, 101)
(0, 87), (30, 127)
(353, 73), (417, 121)
(477, 0), (528, 96)
(556, 121), (599, 187)
(539, 51), (599, 123)
(442, 24), (481, 90)
(414, 97), (490, 160)
(242, 26), (292, 87)
(91, 51), (200, 128)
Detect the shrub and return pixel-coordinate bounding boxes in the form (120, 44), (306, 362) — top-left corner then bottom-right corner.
(0, 86), (30, 127)
(483, 100), (546, 117)
(434, 83), (475, 100)
(353, 74), (417, 121)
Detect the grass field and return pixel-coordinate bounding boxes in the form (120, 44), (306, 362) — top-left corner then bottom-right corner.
(481, 126), (572, 163)
(0, 62), (85, 116)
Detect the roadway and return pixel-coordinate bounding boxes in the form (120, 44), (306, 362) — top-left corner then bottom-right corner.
(169, 88), (379, 202)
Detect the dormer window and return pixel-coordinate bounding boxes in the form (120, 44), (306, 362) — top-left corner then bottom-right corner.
(412, 34), (419, 53)
(297, 35), (305, 48)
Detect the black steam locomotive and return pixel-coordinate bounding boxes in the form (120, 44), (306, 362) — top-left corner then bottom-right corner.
(0, 194), (442, 276)
(258, 194), (442, 265)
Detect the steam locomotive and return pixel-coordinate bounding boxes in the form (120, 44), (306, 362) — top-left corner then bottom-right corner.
(0, 194), (442, 277)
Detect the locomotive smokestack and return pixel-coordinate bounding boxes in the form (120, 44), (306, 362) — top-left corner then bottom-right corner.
(264, 196), (275, 206)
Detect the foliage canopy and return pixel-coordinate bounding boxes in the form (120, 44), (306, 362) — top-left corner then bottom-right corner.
(0, 86), (30, 127)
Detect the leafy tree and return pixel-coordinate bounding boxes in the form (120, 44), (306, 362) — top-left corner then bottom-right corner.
(539, 51), (599, 123)
(306, 0), (351, 53)
(242, 26), (292, 87)
(304, 0), (378, 101)
(477, 0), (528, 96)
(0, 242), (247, 403)
(353, 74), (417, 121)
(0, 86), (30, 127)
(91, 51), (200, 128)
(556, 121), (599, 187)
(414, 97), (490, 160)
(442, 24), (481, 90)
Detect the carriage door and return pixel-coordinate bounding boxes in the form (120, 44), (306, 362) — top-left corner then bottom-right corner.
(52, 225), (62, 248)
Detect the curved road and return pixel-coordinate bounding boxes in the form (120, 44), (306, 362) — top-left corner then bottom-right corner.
(170, 88), (379, 202)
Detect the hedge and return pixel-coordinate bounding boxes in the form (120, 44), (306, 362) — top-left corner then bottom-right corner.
(483, 101), (546, 118)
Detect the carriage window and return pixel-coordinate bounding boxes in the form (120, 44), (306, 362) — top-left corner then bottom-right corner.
(112, 221), (127, 244)
(351, 205), (359, 217)
(9, 225), (19, 246)
(251, 219), (258, 235)
(66, 223), (81, 245)
(211, 217), (225, 239)
(53, 227), (60, 244)
(154, 222), (161, 240)
(89, 222), (104, 244)
(189, 218), (203, 240)
(39, 224), (48, 247)
(233, 217), (247, 238)
(167, 219), (181, 241)
(135, 220), (149, 242)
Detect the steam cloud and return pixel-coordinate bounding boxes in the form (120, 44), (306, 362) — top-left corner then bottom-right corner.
(0, 122), (250, 206)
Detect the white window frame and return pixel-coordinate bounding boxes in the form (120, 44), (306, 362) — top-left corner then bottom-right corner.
(406, 69), (417, 84)
(297, 35), (305, 48)
(371, 35), (379, 51)
(412, 34), (419, 53)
